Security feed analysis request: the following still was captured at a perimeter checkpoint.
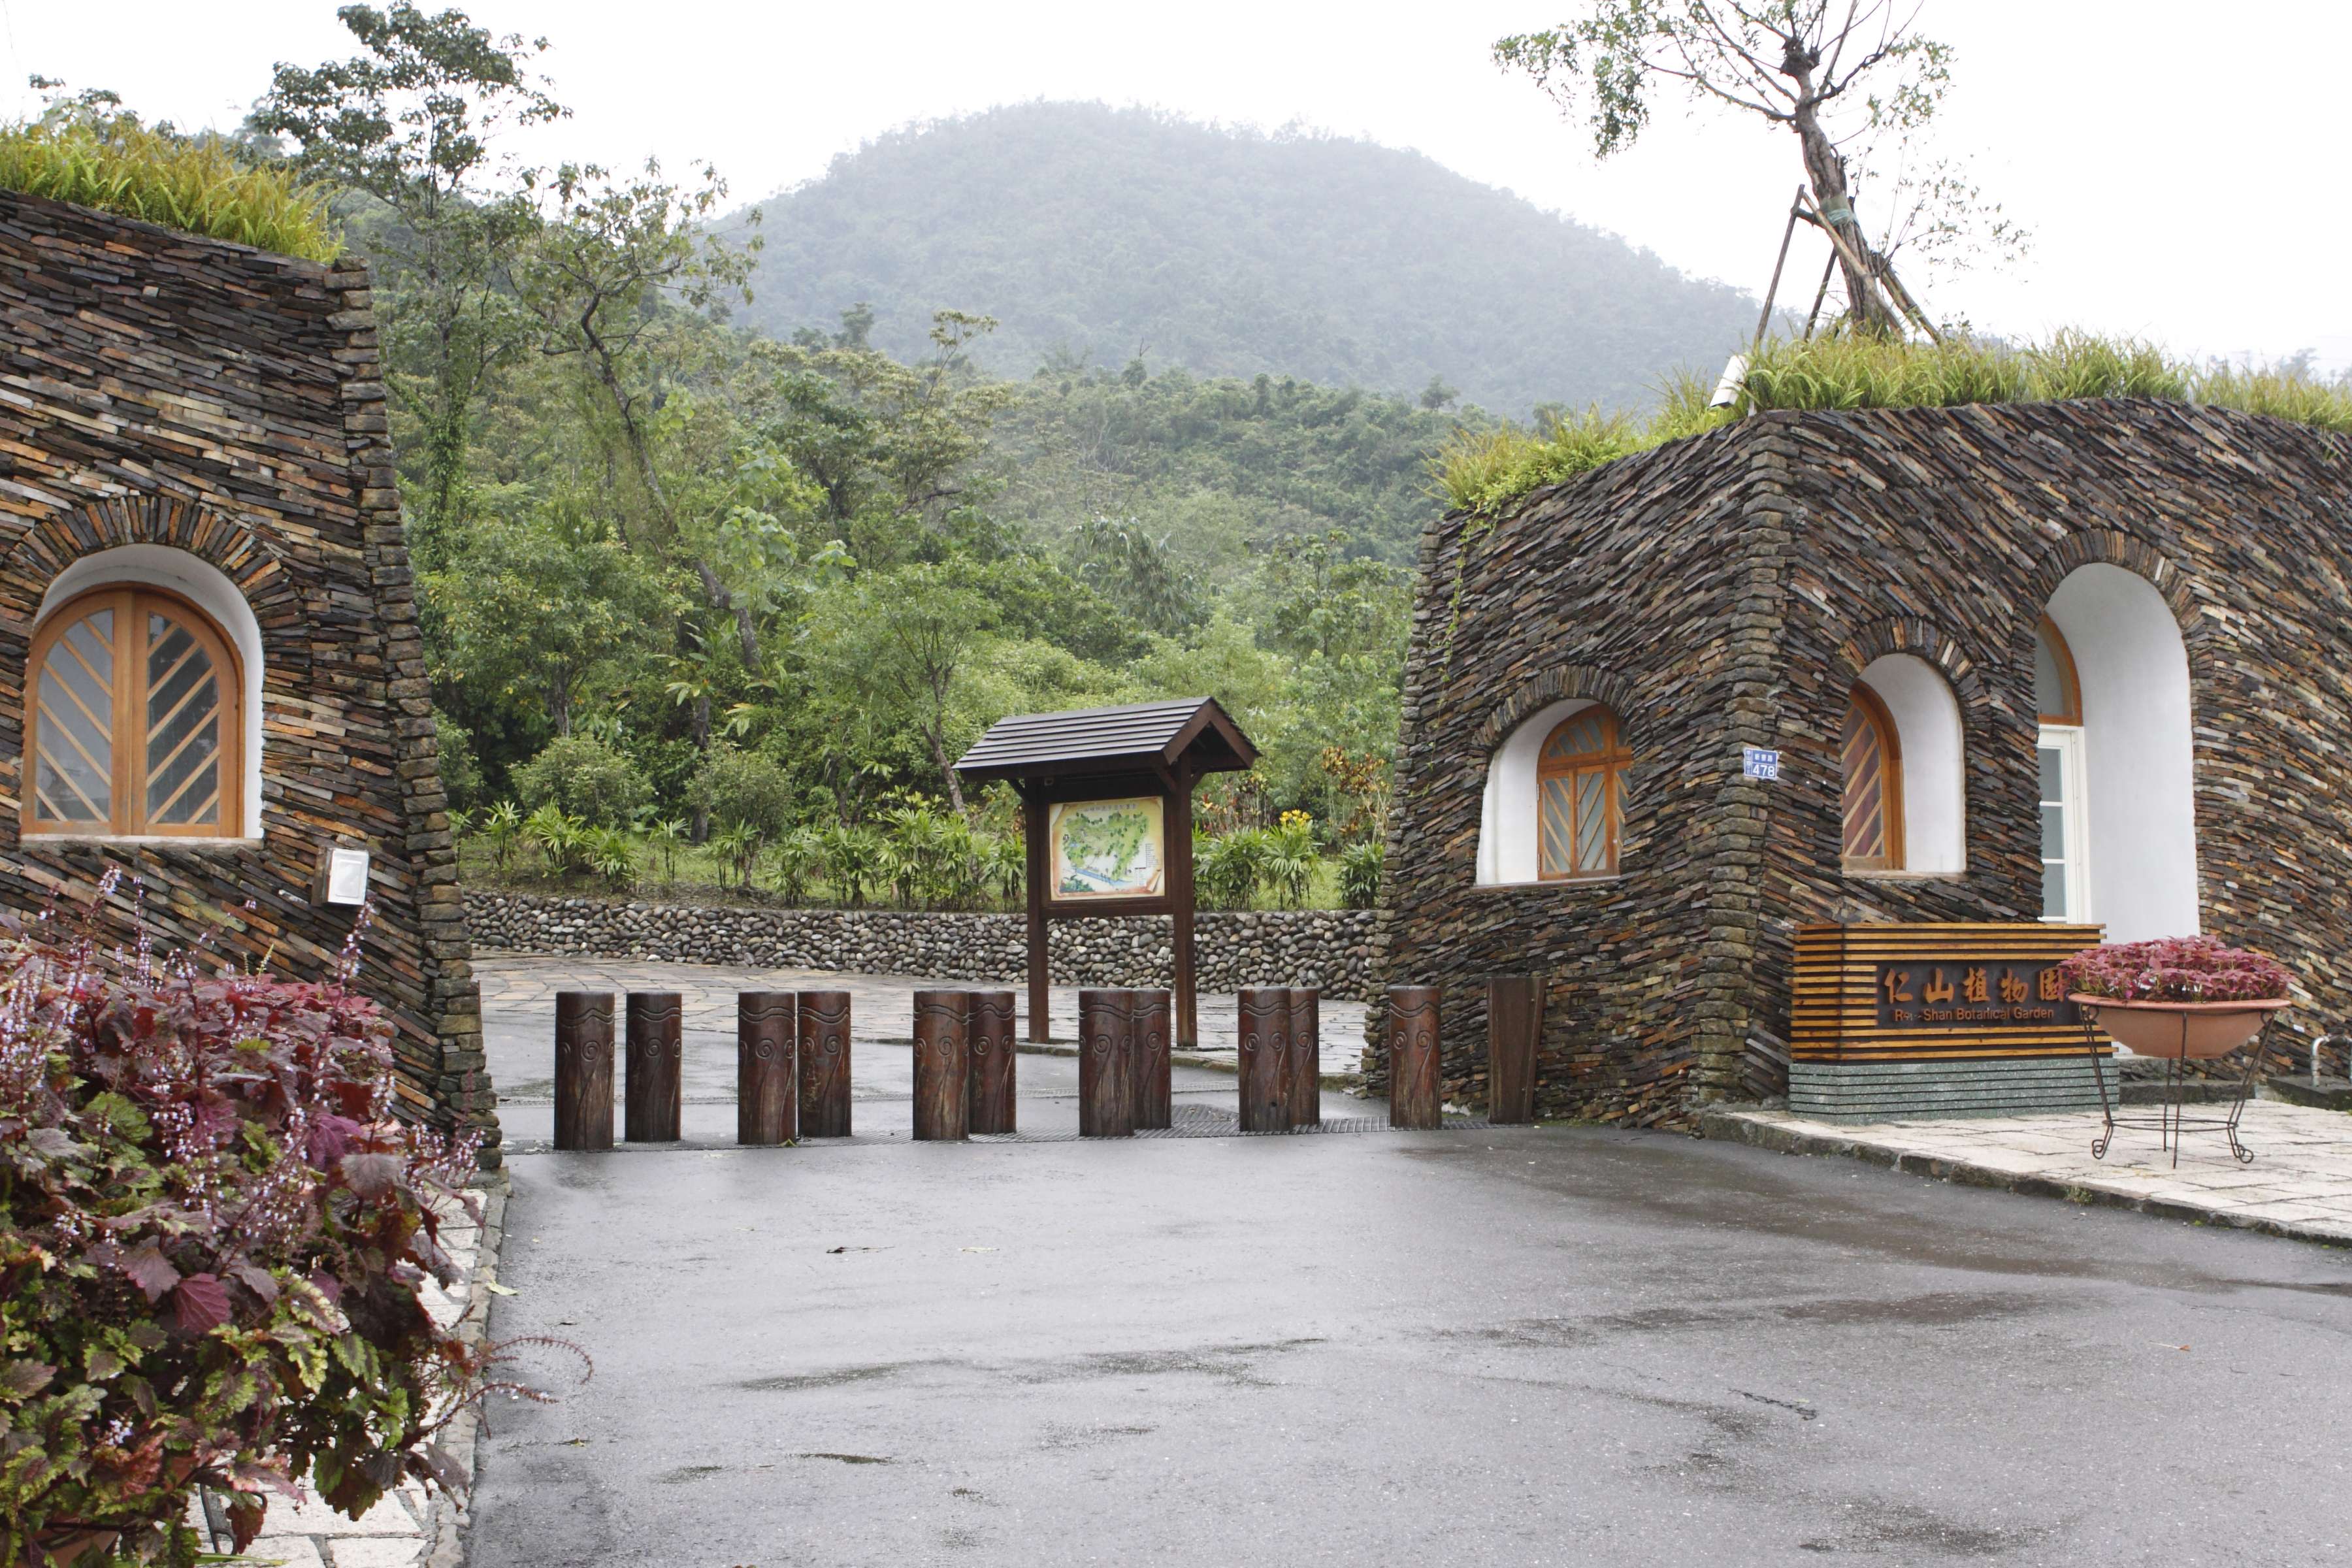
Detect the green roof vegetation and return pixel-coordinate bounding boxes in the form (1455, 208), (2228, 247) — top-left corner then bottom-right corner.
(1432, 333), (2352, 517)
(0, 104), (338, 263)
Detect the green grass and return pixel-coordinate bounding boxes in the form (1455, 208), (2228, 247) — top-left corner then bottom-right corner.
(1433, 333), (2352, 517)
(0, 111), (338, 262)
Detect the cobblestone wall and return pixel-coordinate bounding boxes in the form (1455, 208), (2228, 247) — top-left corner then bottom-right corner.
(466, 890), (1388, 999)
(0, 191), (487, 1155)
(1375, 400), (2352, 1129)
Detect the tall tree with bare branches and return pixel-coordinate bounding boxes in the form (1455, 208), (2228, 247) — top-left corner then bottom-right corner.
(1496, 2), (1972, 337)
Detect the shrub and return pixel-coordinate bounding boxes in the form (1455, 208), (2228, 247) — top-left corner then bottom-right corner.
(1262, 813), (1318, 909)
(479, 801), (523, 875)
(522, 804), (587, 877)
(431, 710), (484, 814)
(1196, 829), (1268, 911)
(513, 736), (649, 829)
(688, 749), (794, 843)
(2060, 938), (2292, 1004)
(819, 823), (883, 907)
(1338, 840), (1384, 910)
(0, 99), (338, 262)
(586, 827), (639, 890)
(768, 826), (823, 905)
(0, 917), (483, 1564)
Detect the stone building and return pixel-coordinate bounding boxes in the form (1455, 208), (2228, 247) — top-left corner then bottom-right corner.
(0, 190), (493, 1156)
(1374, 399), (2352, 1126)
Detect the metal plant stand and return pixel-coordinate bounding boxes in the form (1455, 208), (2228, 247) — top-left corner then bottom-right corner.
(2083, 1012), (2270, 1168)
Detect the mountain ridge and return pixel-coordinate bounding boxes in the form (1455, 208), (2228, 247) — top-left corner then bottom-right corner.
(728, 101), (1759, 416)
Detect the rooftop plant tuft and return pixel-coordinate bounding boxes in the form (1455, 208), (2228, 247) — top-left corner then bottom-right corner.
(0, 94), (339, 263)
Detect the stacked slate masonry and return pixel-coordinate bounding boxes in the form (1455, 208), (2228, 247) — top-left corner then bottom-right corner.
(1371, 400), (2352, 1126)
(0, 191), (494, 1158)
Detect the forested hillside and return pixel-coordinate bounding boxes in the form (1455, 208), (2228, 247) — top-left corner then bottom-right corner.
(733, 102), (1757, 416)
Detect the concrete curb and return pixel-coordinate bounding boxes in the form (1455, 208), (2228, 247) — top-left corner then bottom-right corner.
(425, 1174), (510, 1568)
(1696, 1107), (2351, 1249)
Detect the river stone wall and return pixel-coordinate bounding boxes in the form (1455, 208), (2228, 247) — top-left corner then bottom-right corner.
(465, 890), (1388, 999)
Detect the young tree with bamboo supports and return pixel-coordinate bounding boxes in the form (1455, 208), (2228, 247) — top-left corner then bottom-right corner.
(1495, 1), (1995, 339)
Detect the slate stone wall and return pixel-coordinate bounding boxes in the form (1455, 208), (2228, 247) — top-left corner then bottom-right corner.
(466, 890), (1386, 998)
(0, 192), (491, 1156)
(1374, 400), (2352, 1126)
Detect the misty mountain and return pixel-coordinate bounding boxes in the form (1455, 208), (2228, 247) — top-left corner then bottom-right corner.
(730, 102), (1758, 416)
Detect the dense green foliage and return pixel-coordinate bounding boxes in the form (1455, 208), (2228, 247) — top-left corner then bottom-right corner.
(0, 91), (336, 261)
(1436, 333), (2352, 515)
(730, 102), (1757, 417)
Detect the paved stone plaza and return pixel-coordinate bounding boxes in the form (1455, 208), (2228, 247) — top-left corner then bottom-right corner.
(447, 956), (2352, 1567)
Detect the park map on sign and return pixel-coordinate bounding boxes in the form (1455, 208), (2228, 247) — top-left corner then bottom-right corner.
(1054, 799), (1164, 899)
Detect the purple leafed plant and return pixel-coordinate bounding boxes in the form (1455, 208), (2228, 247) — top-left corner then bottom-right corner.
(0, 892), (551, 1567)
(2059, 936), (2293, 1004)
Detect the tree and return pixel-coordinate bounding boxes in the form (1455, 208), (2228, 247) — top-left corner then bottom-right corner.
(1495, 1), (1984, 338)
(806, 565), (996, 811)
(255, 5), (566, 546)
(424, 513), (672, 740)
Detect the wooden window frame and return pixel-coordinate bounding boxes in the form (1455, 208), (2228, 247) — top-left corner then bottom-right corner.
(2036, 615), (2083, 727)
(24, 585), (244, 839)
(1535, 706), (1629, 881)
(1840, 681), (1904, 874)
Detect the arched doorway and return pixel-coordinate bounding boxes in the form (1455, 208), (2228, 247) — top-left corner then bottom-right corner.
(2038, 564), (2198, 939)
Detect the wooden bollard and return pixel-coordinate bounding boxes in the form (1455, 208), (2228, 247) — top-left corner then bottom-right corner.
(1078, 988), (1135, 1137)
(798, 990), (853, 1137)
(553, 992), (615, 1151)
(913, 990), (972, 1141)
(1285, 987), (1322, 1128)
(1132, 988), (1173, 1130)
(1237, 987), (1291, 1133)
(738, 991), (798, 1146)
(624, 992), (683, 1143)
(968, 989), (1018, 1134)
(1486, 975), (1541, 1125)
(1388, 986), (1443, 1130)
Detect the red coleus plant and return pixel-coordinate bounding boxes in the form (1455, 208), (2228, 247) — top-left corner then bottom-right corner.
(2059, 936), (2293, 1005)
(0, 896), (494, 1567)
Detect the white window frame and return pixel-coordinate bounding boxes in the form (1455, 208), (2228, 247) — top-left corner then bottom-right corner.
(2037, 725), (2091, 923)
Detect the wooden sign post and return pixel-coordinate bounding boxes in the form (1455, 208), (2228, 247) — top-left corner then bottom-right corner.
(957, 698), (1257, 1050)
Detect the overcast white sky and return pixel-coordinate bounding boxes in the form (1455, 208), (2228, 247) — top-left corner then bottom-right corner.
(10, 1), (2347, 371)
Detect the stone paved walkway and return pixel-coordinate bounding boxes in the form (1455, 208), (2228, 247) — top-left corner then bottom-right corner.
(1705, 1100), (2352, 1245)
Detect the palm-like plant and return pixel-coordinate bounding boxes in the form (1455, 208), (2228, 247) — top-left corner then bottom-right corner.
(644, 817), (688, 885)
(589, 827), (640, 889)
(820, 822), (883, 907)
(482, 800), (524, 874)
(1338, 840), (1384, 910)
(769, 825), (823, 906)
(1196, 828), (1269, 911)
(983, 830), (1026, 909)
(706, 824), (759, 890)
(523, 804), (587, 878)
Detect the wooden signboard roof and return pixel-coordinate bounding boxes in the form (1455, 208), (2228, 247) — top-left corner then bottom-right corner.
(955, 696), (1258, 784)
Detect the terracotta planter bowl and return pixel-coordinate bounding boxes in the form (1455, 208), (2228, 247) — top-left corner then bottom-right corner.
(2069, 994), (2292, 1058)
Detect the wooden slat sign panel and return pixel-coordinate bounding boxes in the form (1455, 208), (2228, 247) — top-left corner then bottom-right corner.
(1793, 923), (2107, 1064)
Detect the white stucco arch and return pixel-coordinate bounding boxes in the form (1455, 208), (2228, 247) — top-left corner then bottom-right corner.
(2046, 563), (2198, 940)
(1477, 696), (1599, 885)
(37, 545), (265, 838)
(1857, 653), (1967, 874)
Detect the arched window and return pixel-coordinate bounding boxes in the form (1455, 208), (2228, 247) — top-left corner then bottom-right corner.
(25, 587), (243, 838)
(1537, 706), (1627, 879)
(2035, 616), (2082, 726)
(1840, 683), (1903, 872)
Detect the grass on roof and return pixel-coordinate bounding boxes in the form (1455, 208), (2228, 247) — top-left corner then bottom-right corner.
(0, 107), (338, 263)
(1433, 332), (2352, 517)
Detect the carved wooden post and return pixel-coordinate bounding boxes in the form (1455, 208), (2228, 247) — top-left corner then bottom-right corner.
(968, 989), (1018, 1134)
(738, 991), (798, 1146)
(798, 990), (853, 1137)
(1388, 985), (1443, 1130)
(624, 992), (683, 1143)
(1132, 988), (1173, 1130)
(553, 992), (614, 1151)
(913, 990), (972, 1141)
(1237, 987), (1291, 1133)
(1285, 987), (1322, 1128)
(1486, 975), (1541, 1125)
(1079, 988), (1135, 1137)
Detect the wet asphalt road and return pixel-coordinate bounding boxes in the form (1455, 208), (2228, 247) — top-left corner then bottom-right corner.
(470, 1062), (2352, 1568)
